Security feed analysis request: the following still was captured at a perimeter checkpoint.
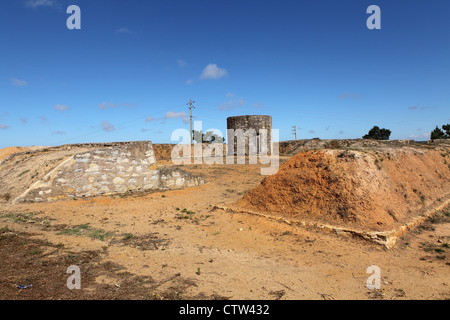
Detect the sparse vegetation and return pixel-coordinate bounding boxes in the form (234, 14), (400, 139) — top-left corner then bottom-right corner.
(121, 233), (133, 240)
(17, 170), (30, 177)
(174, 208), (211, 225)
(2, 212), (40, 224)
(57, 223), (91, 236)
(0, 226), (10, 234)
(0, 140), (449, 300)
(28, 248), (43, 257)
(387, 210), (398, 222)
(57, 224), (115, 241)
(419, 239), (449, 262)
(374, 158), (382, 170)
(1, 193), (11, 201)
(89, 229), (115, 241)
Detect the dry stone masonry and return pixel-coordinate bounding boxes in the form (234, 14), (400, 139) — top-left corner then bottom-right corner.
(227, 115), (273, 155)
(14, 141), (205, 203)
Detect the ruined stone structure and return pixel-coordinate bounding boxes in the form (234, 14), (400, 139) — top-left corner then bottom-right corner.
(227, 115), (273, 155)
(14, 141), (205, 203)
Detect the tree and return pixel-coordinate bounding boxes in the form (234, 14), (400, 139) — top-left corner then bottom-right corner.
(363, 126), (391, 140)
(442, 124), (450, 137)
(193, 130), (225, 143)
(430, 124), (449, 140)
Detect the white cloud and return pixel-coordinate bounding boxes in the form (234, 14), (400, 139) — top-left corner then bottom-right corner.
(186, 79), (194, 85)
(98, 102), (137, 110)
(121, 103), (137, 108)
(409, 132), (430, 141)
(52, 131), (67, 135)
(165, 111), (189, 124)
(409, 105), (437, 111)
(165, 111), (186, 118)
(98, 102), (117, 110)
(0, 124), (9, 130)
(116, 27), (133, 34)
(25, 0), (56, 8)
(218, 101), (235, 110)
(101, 121), (116, 132)
(177, 60), (187, 67)
(226, 93), (235, 98)
(11, 78), (27, 87)
(200, 63), (227, 80)
(253, 102), (265, 109)
(145, 116), (155, 122)
(219, 98), (245, 111)
(54, 104), (70, 112)
(338, 92), (361, 100)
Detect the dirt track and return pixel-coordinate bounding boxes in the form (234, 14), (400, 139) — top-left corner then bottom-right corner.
(0, 141), (449, 300)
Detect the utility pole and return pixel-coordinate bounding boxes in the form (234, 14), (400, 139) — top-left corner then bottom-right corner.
(292, 126), (297, 140)
(187, 99), (195, 146)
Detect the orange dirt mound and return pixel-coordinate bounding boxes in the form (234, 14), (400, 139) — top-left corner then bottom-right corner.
(236, 148), (450, 231)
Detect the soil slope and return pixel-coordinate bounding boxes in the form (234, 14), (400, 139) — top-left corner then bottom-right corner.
(0, 145), (97, 203)
(0, 146), (48, 162)
(236, 147), (450, 232)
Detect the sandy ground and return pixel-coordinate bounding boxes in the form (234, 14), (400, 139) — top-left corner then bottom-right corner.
(0, 158), (449, 300)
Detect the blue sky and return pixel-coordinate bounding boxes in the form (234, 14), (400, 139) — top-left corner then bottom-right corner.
(1, 0), (449, 148)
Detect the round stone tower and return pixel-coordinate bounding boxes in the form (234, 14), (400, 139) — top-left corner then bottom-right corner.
(227, 115), (272, 155)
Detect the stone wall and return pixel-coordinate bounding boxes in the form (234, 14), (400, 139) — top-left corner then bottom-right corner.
(428, 138), (450, 144)
(14, 141), (205, 203)
(227, 115), (273, 155)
